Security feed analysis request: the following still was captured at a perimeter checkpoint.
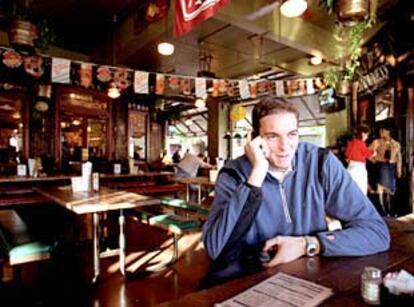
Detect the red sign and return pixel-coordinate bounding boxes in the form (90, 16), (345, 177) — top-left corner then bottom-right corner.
(174, 0), (230, 37)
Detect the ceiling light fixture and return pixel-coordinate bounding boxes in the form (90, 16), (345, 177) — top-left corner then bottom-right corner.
(107, 82), (120, 99)
(158, 42), (175, 56)
(108, 15), (121, 99)
(195, 98), (206, 108)
(310, 55), (322, 65)
(280, 0), (307, 18)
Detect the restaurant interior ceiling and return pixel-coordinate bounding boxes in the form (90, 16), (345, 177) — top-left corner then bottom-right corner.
(0, 0), (411, 121)
(1, 0), (408, 77)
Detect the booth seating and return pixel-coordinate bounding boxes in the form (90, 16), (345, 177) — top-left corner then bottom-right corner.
(131, 198), (209, 268)
(0, 210), (56, 281)
(0, 190), (50, 208)
(123, 182), (186, 198)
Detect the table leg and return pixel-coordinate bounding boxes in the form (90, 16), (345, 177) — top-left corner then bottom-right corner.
(171, 233), (178, 263)
(186, 184), (190, 203)
(197, 185), (201, 204)
(119, 209), (126, 275)
(92, 212), (100, 283)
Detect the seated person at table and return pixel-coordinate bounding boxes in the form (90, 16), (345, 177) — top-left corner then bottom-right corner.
(176, 150), (212, 203)
(201, 97), (390, 288)
(176, 150), (212, 178)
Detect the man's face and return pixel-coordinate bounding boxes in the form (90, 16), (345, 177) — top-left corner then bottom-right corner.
(259, 112), (299, 170)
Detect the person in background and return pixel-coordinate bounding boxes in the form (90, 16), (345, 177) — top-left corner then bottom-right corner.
(176, 150), (212, 178)
(370, 126), (402, 216)
(201, 97), (390, 288)
(345, 126), (375, 194)
(161, 150), (172, 165)
(172, 149), (181, 164)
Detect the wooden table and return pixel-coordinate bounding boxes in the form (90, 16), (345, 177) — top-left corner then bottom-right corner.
(35, 186), (159, 282)
(100, 171), (175, 180)
(174, 176), (215, 204)
(158, 219), (414, 306)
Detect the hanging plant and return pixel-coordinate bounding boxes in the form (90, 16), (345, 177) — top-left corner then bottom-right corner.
(321, 0), (376, 90)
(319, 0), (371, 26)
(9, 1), (56, 53)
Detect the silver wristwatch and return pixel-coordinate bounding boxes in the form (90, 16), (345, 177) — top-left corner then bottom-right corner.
(305, 236), (318, 257)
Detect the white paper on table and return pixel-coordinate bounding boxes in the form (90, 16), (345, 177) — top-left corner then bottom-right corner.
(17, 164), (27, 176)
(114, 163), (121, 175)
(384, 269), (414, 295)
(215, 272), (333, 307)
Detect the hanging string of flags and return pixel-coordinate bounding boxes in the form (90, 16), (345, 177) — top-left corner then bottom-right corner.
(0, 46), (325, 100)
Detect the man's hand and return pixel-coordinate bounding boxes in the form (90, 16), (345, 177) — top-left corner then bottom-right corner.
(245, 136), (269, 187)
(261, 236), (308, 268)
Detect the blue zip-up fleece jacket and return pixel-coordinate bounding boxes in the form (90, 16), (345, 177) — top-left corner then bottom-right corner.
(203, 142), (390, 262)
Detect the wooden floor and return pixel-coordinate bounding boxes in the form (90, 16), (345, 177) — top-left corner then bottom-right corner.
(0, 219), (211, 307)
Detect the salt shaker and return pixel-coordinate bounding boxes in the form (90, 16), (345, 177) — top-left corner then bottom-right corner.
(361, 266), (382, 305)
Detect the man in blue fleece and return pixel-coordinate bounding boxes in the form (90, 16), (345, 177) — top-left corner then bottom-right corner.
(201, 97), (390, 287)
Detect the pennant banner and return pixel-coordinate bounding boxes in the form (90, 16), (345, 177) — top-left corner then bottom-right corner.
(0, 46), (324, 103)
(134, 71), (149, 94)
(239, 80), (250, 99)
(52, 57), (71, 84)
(195, 77), (207, 97)
(155, 73), (165, 95)
(0, 49), (50, 83)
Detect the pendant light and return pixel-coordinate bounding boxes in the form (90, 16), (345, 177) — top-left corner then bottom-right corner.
(108, 15), (121, 99)
(157, 8), (174, 56)
(108, 82), (121, 99)
(280, 0), (307, 18)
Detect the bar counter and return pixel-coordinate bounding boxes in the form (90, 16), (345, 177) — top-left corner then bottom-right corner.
(158, 219), (414, 306)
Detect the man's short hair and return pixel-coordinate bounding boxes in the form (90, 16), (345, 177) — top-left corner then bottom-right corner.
(252, 97), (300, 136)
(355, 125), (370, 139)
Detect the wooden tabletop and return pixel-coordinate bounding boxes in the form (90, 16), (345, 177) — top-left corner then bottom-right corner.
(0, 174), (72, 183)
(100, 171), (175, 179)
(174, 176), (215, 187)
(158, 220), (414, 307)
(34, 186), (160, 214)
(0, 172), (174, 184)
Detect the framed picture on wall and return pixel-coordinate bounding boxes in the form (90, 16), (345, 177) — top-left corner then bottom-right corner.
(375, 87), (394, 122)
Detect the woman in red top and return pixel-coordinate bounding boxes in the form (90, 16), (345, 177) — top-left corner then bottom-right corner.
(345, 126), (375, 195)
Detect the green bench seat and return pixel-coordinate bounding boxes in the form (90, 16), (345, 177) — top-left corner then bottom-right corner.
(125, 183), (186, 197)
(0, 210), (55, 266)
(160, 197), (210, 217)
(134, 198), (209, 234)
(130, 199), (210, 270)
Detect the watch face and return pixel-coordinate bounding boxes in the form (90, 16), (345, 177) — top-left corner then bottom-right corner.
(306, 236), (317, 256)
(307, 246), (317, 256)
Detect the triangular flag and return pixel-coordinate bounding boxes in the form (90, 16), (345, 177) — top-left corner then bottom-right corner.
(51, 57), (70, 84)
(195, 77), (207, 98)
(134, 71), (149, 94)
(276, 80), (285, 97)
(155, 74), (165, 95)
(239, 80), (250, 99)
(306, 78), (315, 94)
